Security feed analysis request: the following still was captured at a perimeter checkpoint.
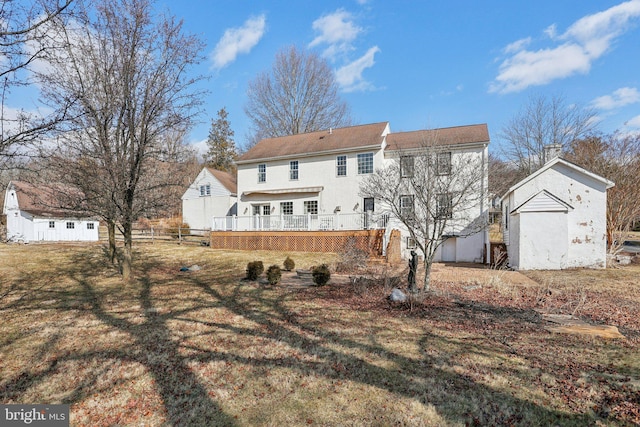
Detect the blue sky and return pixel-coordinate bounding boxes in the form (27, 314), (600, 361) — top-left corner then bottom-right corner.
(6, 1), (639, 156)
(158, 0), (640, 155)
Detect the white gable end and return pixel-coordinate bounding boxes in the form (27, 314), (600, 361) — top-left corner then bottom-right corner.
(515, 190), (572, 214)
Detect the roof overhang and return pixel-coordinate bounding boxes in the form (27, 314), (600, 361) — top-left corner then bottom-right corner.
(242, 186), (324, 196)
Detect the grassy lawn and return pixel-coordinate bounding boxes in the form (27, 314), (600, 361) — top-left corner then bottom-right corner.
(1, 243), (639, 426)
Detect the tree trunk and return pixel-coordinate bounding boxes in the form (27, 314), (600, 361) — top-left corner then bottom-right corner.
(107, 220), (117, 264)
(422, 259), (432, 292)
(122, 221), (133, 282)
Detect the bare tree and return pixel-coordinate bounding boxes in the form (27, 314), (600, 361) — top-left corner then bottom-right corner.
(487, 152), (519, 198)
(205, 107), (237, 172)
(40, 0), (205, 280)
(360, 135), (488, 292)
(244, 45), (351, 139)
(0, 0), (73, 167)
(500, 94), (597, 178)
(565, 132), (640, 253)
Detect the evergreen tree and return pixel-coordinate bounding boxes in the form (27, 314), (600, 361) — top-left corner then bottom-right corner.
(206, 107), (237, 172)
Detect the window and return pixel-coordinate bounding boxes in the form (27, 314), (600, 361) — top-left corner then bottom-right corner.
(66, 222), (75, 229)
(400, 156), (414, 178)
(437, 152), (452, 176)
(336, 155), (347, 176)
(87, 223), (95, 230)
(280, 201), (293, 215)
(357, 153), (373, 174)
(436, 193), (453, 219)
(49, 221), (55, 229)
(363, 197), (375, 212)
(406, 236), (417, 249)
(258, 164), (266, 182)
(289, 161), (299, 180)
(199, 184), (211, 196)
(400, 195), (414, 217)
(304, 200), (318, 215)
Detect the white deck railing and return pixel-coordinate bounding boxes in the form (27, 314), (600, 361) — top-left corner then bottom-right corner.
(212, 212), (389, 231)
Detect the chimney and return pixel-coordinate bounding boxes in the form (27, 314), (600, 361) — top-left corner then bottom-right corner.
(329, 127), (332, 135)
(544, 143), (562, 163)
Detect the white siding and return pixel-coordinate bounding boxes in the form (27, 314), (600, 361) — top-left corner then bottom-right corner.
(237, 148), (385, 218)
(504, 160), (609, 270)
(182, 168), (237, 230)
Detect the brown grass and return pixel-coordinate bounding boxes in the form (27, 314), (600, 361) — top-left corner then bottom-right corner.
(1, 243), (638, 426)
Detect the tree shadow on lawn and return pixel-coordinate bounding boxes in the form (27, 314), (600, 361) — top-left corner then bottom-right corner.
(185, 276), (598, 426)
(0, 248), (237, 426)
(0, 247), (609, 425)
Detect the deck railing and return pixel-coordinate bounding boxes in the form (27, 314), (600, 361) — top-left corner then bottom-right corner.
(212, 212), (389, 232)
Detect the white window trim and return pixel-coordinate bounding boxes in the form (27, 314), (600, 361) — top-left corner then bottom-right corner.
(336, 155), (347, 177)
(258, 164), (267, 183)
(357, 152), (374, 175)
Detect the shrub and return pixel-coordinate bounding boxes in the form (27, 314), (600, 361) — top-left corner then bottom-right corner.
(312, 264), (331, 286)
(283, 256), (295, 271)
(266, 265), (282, 285)
(335, 237), (369, 273)
(246, 261), (264, 281)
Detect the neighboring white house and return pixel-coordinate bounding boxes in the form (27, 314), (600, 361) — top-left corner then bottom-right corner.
(182, 167), (237, 231)
(3, 181), (99, 242)
(223, 122), (490, 263)
(500, 156), (614, 270)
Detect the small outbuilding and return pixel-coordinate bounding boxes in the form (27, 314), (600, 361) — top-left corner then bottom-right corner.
(3, 181), (100, 243)
(181, 167), (237, 232)
(501, 157), (614, 270)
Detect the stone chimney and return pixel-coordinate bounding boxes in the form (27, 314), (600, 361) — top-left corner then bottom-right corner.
(544, 143), (562, 163)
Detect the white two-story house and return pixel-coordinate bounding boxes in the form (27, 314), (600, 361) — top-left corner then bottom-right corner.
(220, 122), (490, 263)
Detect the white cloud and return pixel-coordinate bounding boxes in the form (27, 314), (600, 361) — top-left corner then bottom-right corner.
(211, 15), (266, 70)
(544, 24), (557, 39)
(503, 37), (531, 54)
(189, 138), (208, 159)
(592, 87), (640, 110)
(335, 46), (380, 92)
(491, 0), (640, 94)
(625, 114), (640, 127)
(309, 9), (362, 59)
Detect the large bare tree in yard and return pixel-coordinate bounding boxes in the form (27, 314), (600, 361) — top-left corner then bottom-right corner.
(360, 134), (488, 292)
(40, 0), (204, 280)
(245, 45), (351, 139)
(500, 94), (597, 179)
(0, 0), (73, 167)
(565, 132), (640, 253)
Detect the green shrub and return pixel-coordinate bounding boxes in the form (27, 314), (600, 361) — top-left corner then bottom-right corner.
(283, 256), (295, 271)
(312, 264), (331, 286)
(246, 261), (264, 281)
(266, 265), (282, 285)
